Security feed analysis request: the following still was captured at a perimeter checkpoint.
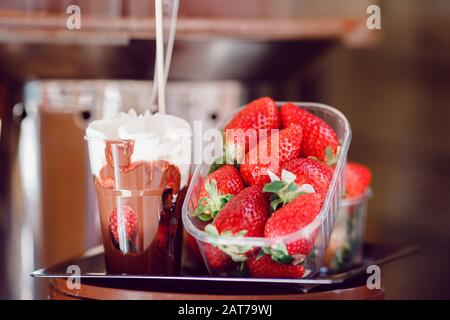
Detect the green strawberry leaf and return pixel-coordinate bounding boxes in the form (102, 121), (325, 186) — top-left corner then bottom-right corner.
(281, 170), (297, 183)
(204, 224), (220, 236)
(263, 181), (285, 193)
(256, 249), (267, 260)
(206, 180), (218, 198)
(221, 230), (233, 237)
(205, 228), (252, 263)
(198, 214), (212, 222)
(308, 248), (316, 259)
(235, 230), (248, 237)
(194, 198), (209, 216)
(227, 252), (249, 262)
(269, 244), (295, 264)
(195, 180), (233, 221)
(270, 198), (284, 212)
(271, 251), (295, 264)
(325, 145), (340, 166)
(219, 194), (233, 206)
(286, 182), (299, 193)
(264, 170), (317, 212)
(326, 146), (333, 163)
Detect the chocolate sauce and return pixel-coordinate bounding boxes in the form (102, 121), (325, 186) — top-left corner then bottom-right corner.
(94, 140), (187, 275)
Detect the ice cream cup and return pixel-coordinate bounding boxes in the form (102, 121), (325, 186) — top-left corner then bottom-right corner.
(85, 111), (191, 275)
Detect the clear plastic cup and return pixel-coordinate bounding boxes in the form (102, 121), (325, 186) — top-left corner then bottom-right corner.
(182, 102), (352, 278)
(86, 137), (188, 275)
(324, 189), (372, 272)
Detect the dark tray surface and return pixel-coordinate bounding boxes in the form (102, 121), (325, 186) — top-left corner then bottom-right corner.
(32, 243), (417, 294)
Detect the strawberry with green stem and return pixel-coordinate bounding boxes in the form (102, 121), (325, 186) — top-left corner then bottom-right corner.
(280, 103), (339, 164)
(195, 164), (245, 222)
(204, 225), (253, 264)
(263, 169), (315, 212)
(245, 170), (319, 267)
(280, 157), (335, 200)
(264, 193), (323, 259)
(223, 97), (280, 164)
(203, 185), (269, 265)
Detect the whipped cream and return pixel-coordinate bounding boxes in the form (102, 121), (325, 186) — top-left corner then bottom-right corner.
(86, 109), (192, 188)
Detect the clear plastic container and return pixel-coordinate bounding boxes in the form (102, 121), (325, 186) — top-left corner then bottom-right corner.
(324, 189), (372, 273)
(86, 137), (189, 275)
(182, 102), (352, 278)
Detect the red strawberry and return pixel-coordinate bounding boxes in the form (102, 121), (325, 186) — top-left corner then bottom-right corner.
(203, 185), (269, 263)
(240, 126), (303, 186)
(225, 97), (280, 132)
(214, 184), (269, 237)
(264, 193), (322, 256)
(224, 97), (280, 161)
(246, 255), (305, 279)
(281, 158), (334, 199)
(345, 162), (372, 198)
(280, 103), (339, 163)
(199, 165), (244, 198)
(109, 204), (138, 243)
(195, 165), (245, 221)
(202, 243), (232, 270)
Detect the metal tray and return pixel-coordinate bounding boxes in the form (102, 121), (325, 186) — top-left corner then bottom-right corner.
(31, 243), (417, 294)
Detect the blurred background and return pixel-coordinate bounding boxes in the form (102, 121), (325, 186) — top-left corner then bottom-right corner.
(0, 0), (449, 299)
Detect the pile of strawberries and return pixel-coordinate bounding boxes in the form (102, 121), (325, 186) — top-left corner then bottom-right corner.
(193, 97), (344, 278)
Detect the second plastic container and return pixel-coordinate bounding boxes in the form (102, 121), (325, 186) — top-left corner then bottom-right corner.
(324, 189), (372, 272)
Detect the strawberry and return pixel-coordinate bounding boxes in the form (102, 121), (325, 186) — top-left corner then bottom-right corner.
(281, 158), (334, 200)
(214, 184), (269, 237)
(109, 204), (138, 244)
(203, 185), (269, 263)
(195, 165), (245, 221)
(202, 242), (232, 270)
(200, 165), (245, 197)
(224, 97), (280, 162)
(239, 125), (303, 186)
(345, 162), (372, 198)
(264, 193), (322, 256)
(225, 96), (280, 133)
(246, 254), (305, 279)
(280, 103), (339, 163)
